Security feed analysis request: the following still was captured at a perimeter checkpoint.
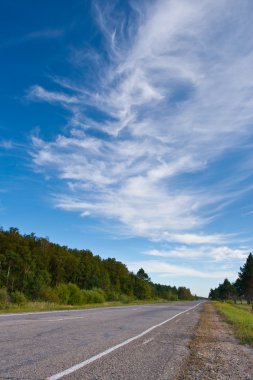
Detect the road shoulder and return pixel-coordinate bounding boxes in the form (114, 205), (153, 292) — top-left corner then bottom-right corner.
(178, 302), (253, 380)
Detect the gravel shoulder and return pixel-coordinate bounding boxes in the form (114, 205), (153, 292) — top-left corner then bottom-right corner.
(178, 302), (253, 380)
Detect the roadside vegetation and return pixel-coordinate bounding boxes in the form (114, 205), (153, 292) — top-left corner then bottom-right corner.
(209, 252), (253, 346)
(0, 291), (174, 314)
(209, 252), (253, 306)
(233, 302), (253, 313)
(0, 227), (196, 313)
(214, 301), (253, 346)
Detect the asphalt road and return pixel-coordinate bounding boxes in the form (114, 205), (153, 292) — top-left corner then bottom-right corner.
(0, 301), (203, 380)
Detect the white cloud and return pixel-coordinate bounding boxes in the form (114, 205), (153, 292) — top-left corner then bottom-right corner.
(145, 248), (201, 259)
(0, 29), (64, 49)
(29, 1), (253, 244)
(0, 140), (13, 149)
(161, 233), (229, 245)
(28, 86), (79, 105)
(127, 260), (235, 279)
(209, 247), (249, 262)
(144, 246), (248, 261)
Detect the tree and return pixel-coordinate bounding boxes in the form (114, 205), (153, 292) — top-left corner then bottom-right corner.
(238, 253), (253, 304)
(136, 268), (151, 282)
(234, 278), (243, 302)
(219, 279), (236, 301)
(134, 277), (152, 299)
(209, 288), (220, 300)
(178, 286), (192, 300)
(0, 227), (194, 304)
(209, 279), (236, 301)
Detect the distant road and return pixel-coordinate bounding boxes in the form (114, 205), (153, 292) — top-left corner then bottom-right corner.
(0, 301), (203, 380)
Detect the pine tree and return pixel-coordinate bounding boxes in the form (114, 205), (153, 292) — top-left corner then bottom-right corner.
(238, 253), (253, 304)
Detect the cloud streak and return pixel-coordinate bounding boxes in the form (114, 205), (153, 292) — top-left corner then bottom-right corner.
(28, 86), (79, 105)
(0, 140), (13, 149)
(0, 28), (64, 49)
(127, 260), (235, 279)
(144, 246), (248, 262)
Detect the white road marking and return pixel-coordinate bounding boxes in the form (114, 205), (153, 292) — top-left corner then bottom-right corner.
(47, 302), (202, 380)
(142, 337), (154, 345)
(1, 316), (88, 325)
(0, 310), (87, 318)
(45, 316), (88, 322)
(0, 308), (117, 318)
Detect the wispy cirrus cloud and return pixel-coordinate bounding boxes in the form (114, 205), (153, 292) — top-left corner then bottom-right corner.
(127, 260), (235, 279)
(0, 140), (13, 149)
(28, 1), (253, 249)
(160, 233), (230, 245)
(27, 86), (79, 105)
(145, 246), (248, 262)
(0, 28), (64, 49)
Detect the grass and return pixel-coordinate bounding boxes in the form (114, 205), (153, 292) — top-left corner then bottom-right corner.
(234, 303), (253, 313)
(0, 298), (182, 314)
(213, 301), (253, 346)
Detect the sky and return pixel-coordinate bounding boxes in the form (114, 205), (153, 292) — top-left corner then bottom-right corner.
(1, 0), (253, 297)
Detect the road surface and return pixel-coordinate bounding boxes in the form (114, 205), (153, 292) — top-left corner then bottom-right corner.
(0, 301), (203, 380)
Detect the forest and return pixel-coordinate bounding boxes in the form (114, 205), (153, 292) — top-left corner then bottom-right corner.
(209, 253), (253, 304)
(0, 227), (194, 307)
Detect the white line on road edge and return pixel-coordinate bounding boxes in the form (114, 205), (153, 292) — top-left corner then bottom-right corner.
(47, 302), (202, 380)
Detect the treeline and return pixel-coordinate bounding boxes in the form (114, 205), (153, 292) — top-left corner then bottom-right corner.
(0, 227), (195, 306)
(209, 253), (253, 304)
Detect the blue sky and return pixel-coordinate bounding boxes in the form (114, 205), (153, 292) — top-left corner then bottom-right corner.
(1, 0), (253, 297)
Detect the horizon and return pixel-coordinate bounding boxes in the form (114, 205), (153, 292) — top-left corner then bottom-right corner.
(1, 0), (253, 297)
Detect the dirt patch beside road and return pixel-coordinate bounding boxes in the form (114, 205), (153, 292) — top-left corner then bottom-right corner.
(178, 302), (253, 380)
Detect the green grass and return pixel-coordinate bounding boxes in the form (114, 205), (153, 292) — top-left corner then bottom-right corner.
(0, 298), (181, 314)
(234, 303), (253, 313)
(214, 301), (253, 346)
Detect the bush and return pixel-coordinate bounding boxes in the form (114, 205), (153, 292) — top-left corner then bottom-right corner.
(67, 283), (83, 305)
(40, 287), (59, 303)
(134, 279), (152, 300)
(104, 291), (133, 303)
(119, 294), (132, 304)
(10, 291), (27, 305)
(55, 283), (70, 304)
(82, 290), (92, 303)
(106, 291), (120, 301)
(168, 294), (178, 301)
(0, 288), (9, 306)
(83, 288), (105, 304)
(81, 290), (88, 304)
